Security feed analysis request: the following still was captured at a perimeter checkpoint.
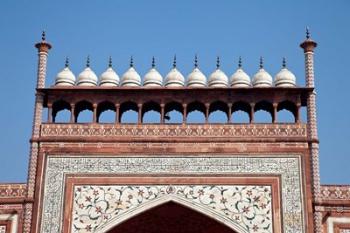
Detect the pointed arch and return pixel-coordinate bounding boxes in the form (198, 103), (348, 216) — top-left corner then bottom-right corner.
(96, 195), (248, 233)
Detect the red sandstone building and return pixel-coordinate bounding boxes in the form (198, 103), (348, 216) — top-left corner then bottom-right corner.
(0, 31), (349, 233)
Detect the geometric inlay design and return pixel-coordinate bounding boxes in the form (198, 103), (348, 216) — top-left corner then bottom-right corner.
(72, 185), (272, 232)
(41, 155), (304, 233)
(0, 226), (5, 233)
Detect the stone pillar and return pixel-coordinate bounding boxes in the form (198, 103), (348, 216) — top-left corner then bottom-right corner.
(300, 28), (321, 233)
(227, 103), (232, 123)
(25, 32), (52, 233)
(182, 103), (187, 124)
(205, 103), (210, 123)
(115, 103), (120, 124)
(250, 103), (255, 123)
(47, 103), (52, 123)
(93, 103), (97, 123)
(160, 103), (165, 123)
(70, 104), (75, 123)
(138, 103), (143, 124)
(272, 103), (278, 123)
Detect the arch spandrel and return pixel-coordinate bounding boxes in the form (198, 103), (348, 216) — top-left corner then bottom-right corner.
(72, 184), (273, 233)
(96, 195), (248, 233)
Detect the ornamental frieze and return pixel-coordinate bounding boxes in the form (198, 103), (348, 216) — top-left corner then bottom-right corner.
(40, 123), (307, 139)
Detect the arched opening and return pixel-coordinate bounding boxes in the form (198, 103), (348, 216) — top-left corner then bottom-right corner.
(120, 101), (138, 123)
(208, 101), (228, 123)
(75, 100), (93, 123)
(142, 101), (161, 123)
(254, 101), (273, 123)
(277, 100), (297, 123)
(232, 101), (251, 123)
(164, 101), (183, 124)
(187, 101), (206, 123)
(52, 100), (71, 123)
(97, 101), (116, 123)
(106, 202), (237, 233)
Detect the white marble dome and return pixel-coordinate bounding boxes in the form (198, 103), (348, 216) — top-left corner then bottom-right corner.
(143, 58), (163, 87)
(208, 57), (228, 87)
(55, 58), (75, 86)
(274, 59), (296, 87)
(99, 58), (119, 87)
(76, 57), (98, 86)
(164, 57), (185, 87)
(121, 57), (141, 87)
(252, 58), (273, 87)
(230, 58), (251, 87)
(187, 67), (206, 87)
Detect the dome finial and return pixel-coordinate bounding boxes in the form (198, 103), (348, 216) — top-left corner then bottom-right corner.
(259, 56), (263, 69)
(65, 57), (69, 68)
(152, 56), (155, 68)
(130, 56), (134, 67)
(173, 55), (177, 68)
(86, 55), (90, 67)
(41, 31), (46, 41)
(194, 54), (198, 68)
(216, 56), (220, 69)
(282, 57), (286, 68)
(238, 56), (242, 68)
(108, 56), (112, 68)
(306, 26), (310, 39)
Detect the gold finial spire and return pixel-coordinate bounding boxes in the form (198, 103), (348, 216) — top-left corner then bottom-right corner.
(282, 57), (286, 68)
(65, 57), (69, 68)
(86, 55), (90, 67)
(194, 54), (198, 68)
(259, 56), (264, 69)
(173, 55), (177, 68)
(152, 56), (155, 68)
(216, 56), (220, 69)
(238, 56), (242, 68)
(108, 56), (112, 68)
(130, 56), (134, 67)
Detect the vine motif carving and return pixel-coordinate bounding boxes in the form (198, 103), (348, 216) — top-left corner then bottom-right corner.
(40, 124), (307, 138)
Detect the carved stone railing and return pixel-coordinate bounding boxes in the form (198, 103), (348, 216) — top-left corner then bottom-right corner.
(0, 184), (27, 199)
(40, 123), (307, 142)
(321, 185), (350, 201)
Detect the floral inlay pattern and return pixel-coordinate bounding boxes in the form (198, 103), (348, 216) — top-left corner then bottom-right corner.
(0, 226), (6, 233)
(41, 156), (304, 233)
(72, 185), (272, 233)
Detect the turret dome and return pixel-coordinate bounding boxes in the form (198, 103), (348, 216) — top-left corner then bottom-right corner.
(187, 55), (206, 87)
(77, 56), (98, 86)
(230, 57), (251, 87)
(252, 57), (273, 87)
(208, 57), (228, 87)
(121, 57), (141, 87)
(143, 57), (163, 87)
(55, 58), (76, 86)
(164, 56), (185, 87)
(274, 58), (296, 87)
(99, 57), (119, 87)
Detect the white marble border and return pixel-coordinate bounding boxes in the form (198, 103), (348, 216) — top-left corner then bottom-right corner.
(327, 217), (350, 233)
(0, 214), (18, 233)
(40, 155), (305, 233)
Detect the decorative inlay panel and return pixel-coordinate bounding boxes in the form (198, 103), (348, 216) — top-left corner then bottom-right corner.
(72, 185), (272, 233)
(0, 226), (6, 233)
(40, 123), (307, 139)
(0, 184), (26, 198)
(40, 155), (305, 233)
(321, 186), (350, 200)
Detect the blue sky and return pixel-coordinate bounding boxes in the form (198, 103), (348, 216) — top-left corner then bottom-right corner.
(0, 0), (349, 184)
